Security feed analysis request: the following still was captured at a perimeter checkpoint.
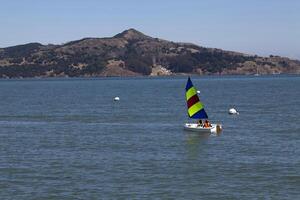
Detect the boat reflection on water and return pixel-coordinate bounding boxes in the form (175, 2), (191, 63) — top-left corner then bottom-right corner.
(185, 131), (222, 145)
(184, 132), (209, 159)
(184, 132), (222, 159)
(186, 132), (210, 142)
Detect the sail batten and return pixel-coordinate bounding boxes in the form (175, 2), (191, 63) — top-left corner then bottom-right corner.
(185, 77), (208, 119)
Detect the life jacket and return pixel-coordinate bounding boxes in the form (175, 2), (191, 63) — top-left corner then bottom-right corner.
(204, 122), (209, 128)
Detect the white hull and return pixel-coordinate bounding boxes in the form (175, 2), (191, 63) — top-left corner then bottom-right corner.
(184, 123), (222, 134)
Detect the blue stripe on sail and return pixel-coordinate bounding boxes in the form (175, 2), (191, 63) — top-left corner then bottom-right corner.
(185, 77), (193, 91)
(190, 109), (208, 119)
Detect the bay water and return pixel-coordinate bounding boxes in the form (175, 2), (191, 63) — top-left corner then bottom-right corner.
(0, 76), (299, 199)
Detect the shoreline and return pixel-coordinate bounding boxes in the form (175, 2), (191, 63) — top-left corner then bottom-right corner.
(0, 73), (298, 81)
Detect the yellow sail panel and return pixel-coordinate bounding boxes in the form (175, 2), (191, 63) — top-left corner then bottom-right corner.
(186, 87), (197, 101)
(188, 102), (204, 117)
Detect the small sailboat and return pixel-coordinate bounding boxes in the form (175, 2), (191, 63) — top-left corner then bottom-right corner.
(184, 77), (222, 134)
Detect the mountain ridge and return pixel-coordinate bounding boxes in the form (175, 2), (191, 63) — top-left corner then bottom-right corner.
(0, 28), (299, 78)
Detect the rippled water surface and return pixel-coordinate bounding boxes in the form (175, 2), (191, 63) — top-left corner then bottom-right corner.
(0, 76), (299, 199)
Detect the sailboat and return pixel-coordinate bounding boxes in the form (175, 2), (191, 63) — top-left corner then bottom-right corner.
(184, 77), (222, 134)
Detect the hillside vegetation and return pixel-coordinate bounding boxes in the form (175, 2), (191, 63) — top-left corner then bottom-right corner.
(0, 29), (299, 78)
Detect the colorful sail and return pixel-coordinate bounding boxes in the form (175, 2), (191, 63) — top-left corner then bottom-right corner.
(185, 77), (208, 119)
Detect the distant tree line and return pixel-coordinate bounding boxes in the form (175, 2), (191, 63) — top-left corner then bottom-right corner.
(0, 43), (42, 58)
(166, 51), (254, 73)
(0, 61), (106, 78)
(122, 43), (152, 75)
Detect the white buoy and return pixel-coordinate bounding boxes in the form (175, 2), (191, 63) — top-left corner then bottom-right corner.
(114, 97), (120, 101)
(197, 90), (200, 94)
(229, 108), (239, 115)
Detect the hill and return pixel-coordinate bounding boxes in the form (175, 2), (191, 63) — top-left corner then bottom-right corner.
(0, 28), (299, 78)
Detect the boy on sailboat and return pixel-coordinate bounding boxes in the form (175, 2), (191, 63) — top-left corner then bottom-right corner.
(197, 119), (203, 127)
(203, 120), (212, 128)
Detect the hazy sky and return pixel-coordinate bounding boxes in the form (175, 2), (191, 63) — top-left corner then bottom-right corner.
(1, 0), (299, 59)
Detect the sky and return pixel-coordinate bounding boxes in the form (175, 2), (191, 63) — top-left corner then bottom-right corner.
(0, 0), (299, 59)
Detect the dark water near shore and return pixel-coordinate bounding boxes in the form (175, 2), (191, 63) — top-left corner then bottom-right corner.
(0, 75), (299, 199)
